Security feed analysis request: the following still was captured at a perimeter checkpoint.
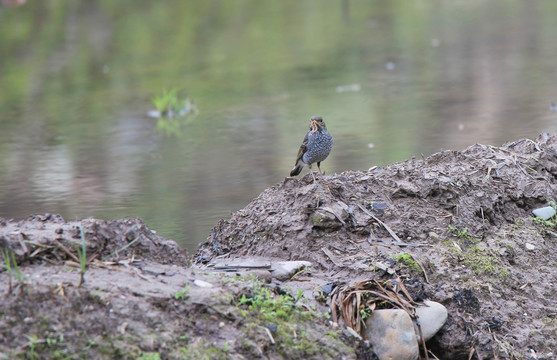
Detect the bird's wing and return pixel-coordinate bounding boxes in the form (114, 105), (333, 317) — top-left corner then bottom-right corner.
(294, 132), (309, 164)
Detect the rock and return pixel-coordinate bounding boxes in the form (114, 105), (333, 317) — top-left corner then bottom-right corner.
(414, 300), (448, 341)
(270, 261), (311, 281)
(532, 206), (556, 220)
(265, 323), (277, 333)
(245, 269), (272, 282)
(525, 243), (535, 251)
(365, 309), (418, 360)
(321, 282), (337, 296)
(193, 279), (213, 288)
(343, 326), (362, 340)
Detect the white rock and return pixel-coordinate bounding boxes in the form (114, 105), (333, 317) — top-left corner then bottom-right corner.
(365, 309), (418, 360)
(414, 300), (448, 342)
(193, 279), (213, 288)
(525, 243), (535, 251)
(532, 206), (556, 220)
(270, 261), (311, 280)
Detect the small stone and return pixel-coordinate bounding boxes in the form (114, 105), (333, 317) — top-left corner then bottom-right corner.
(265, 323), (277, 333)
(193, 279), (213, 288)
(270, 261), (311, 281)
(365, 309), (419, 360)
(343, 326), (362, 340)
(414, 300), (448, 342)
(525, 243), (535, 251)
(532, 206), (556, 220)
(321, 282), (337, 296)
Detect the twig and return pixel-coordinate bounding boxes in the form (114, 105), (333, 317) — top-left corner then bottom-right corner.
(290, 267), (307, 280)
(52, 239), (80, 263)
(512, 155), (534, 179)
(264, 327), (275, 345)
(321, 247), (342, 267)
(109, 237), (140, 259)
(409, 254), (429, 283)
(318, 207), (346, 225)
(357, 204), (402, 243)
(213, 264), (271, 270)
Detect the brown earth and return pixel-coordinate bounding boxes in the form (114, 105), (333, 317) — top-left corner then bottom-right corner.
(2, 134), (557, 359)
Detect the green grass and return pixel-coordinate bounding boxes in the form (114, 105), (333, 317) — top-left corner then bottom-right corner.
(2, 248), (23, 294)
(175, 340), (228, 360)
(76, 225), (88, 287)
(447, 225), (509, 277)
(391, 252), (421, 271)
(234, 277), (324, 358)
(174, 285), (191, 300)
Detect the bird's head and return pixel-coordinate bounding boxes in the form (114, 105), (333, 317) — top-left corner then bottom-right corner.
(310, 116), (325, 132)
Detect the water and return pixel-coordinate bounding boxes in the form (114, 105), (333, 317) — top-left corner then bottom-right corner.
(2, 0), (557, 253)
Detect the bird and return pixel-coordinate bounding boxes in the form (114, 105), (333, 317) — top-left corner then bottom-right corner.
(290, 116), (333, 182)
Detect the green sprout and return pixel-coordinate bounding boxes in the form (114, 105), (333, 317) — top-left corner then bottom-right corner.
(76, 225), (88, 287)
(2, 248), (22, 294)
(174, 285), (191, 300)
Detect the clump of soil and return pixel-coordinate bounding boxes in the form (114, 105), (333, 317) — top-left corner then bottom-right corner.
(196, 134), (557, 359)
(0, 214), (187, 266)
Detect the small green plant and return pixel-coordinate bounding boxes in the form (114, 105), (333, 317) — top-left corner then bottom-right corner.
(25, 336), (40, 360)
(176, 340), (228, 360)
(2, 248), (23, 294)
(448, 224), (472, 240)
(137, 352), (161, 360)
(530, 216), (557, 228)
(174, 285), (191, 300)
(76, 225), (88, 287)
(151, 88), (198, 119)
(462, 245), (509, 277)
(359, 305), (373, 322)
(151, 88), (179, 115)
(447, 225), (509, 278)
(151, 88), (199, 137)
(391, 252), (420, 271)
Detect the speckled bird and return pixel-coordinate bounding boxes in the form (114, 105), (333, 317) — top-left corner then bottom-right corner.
(290, 116), (333, 182)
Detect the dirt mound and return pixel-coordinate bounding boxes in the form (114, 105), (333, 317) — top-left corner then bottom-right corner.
(196, 133), (557, 359)
(0, 214), (187, 266)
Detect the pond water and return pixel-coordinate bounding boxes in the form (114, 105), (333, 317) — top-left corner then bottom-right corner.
(1, 1), (557, 253)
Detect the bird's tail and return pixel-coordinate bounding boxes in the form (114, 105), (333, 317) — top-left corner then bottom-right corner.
(290, 163), (303, 176)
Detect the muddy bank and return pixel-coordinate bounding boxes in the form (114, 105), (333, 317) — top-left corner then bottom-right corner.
(196, 133), (557, 359)
(1, 134), (557, 359)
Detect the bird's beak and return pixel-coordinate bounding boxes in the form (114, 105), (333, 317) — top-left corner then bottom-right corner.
(311, 119), (318, 133)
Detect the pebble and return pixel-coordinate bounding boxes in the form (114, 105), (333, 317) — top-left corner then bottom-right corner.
(320, 282), (337, 296)
(270, 261), (311, 281)
(414, 300), (448, 342)
(525, 243), (535, 251)
(193, 279), (213, 288)
(532, 206), (556, 220)
(365, 309), (418, 360)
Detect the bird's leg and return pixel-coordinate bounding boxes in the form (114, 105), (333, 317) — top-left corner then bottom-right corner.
(308, 164), (316, 183)
(317, 162), (322, 174)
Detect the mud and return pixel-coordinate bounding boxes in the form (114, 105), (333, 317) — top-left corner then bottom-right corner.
(196, 133), (557, 359)
(2, 134), (557, 359)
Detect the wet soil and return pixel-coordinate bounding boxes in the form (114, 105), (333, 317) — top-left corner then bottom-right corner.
(2, 134), (557, 359)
